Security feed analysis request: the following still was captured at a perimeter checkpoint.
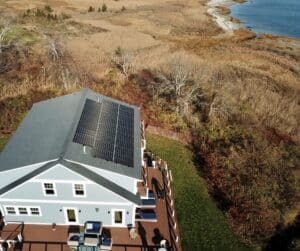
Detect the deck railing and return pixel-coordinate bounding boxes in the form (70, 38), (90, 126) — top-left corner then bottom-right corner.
(161, 167), (182, 251)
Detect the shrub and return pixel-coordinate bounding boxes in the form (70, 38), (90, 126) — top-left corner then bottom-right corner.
(44, 5), (53, 13)
(61, 12), (71, 20)
(121, 6), (126, 11)
(88, 6), (95, 12)
(101, 3), (107, 12)
(35, 8), (46, 17)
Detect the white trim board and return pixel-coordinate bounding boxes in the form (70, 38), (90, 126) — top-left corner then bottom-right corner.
(0, 198), (132, 206)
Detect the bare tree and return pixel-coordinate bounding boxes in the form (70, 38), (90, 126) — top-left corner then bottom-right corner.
(158, 51), (200, 116)
(61, 68), (78, 90)
(111, 47), (133, 77)
(40, 30), (64, 61)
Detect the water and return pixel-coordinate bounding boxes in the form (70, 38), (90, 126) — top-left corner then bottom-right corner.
(230, 0), (300, 38)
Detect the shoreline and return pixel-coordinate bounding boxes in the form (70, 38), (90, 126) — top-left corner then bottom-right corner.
(208, 0), (300, 39)
(207, 0), (242, 33)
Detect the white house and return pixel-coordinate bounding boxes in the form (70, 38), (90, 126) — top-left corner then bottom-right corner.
(0, 88), (154, 228)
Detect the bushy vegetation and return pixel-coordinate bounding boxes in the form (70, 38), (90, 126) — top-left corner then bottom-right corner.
(130, 51), (299, 243)
(193, 125), (297, 241)
(146, 133), (254, 250)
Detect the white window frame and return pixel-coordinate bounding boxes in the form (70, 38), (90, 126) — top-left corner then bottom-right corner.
(5, 206), (16, 215)
(73, 183), (86, 197)
(63, 207), (79, 224)
(30, 207), (41, 216)
(18, 207), (28, 215)
(42, 182), (57, 196)
(4, 205), (42, 216)
(111, 209), (125, 226)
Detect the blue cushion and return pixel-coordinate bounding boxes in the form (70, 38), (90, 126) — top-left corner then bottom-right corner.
(70, 235), (80, 241)
(85, 221), (102, 233)
(142, 199), (156, 206)
(102, 237), (111, 246)
(141, 211), (156, 219)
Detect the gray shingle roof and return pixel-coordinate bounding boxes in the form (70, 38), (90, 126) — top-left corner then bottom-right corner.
(0, 159), (141, 205)
(0, 88), (142, 179)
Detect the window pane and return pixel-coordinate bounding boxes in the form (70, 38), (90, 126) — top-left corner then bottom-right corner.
(18, 207), (28, 215)
(75, 190), (84, 195)
(44, 183), (53, 189)
(45, 189), (55, 195)
(114, 211), (122, 224)
(75, 184), (83, 190)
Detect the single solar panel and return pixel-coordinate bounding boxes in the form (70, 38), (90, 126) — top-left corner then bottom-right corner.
(114, 105), (134, 167)
(73, 99), (101, 147)
(92, 100), (118, 161)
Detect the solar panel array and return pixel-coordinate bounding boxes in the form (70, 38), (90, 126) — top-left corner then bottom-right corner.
(73, 98), (135, 167)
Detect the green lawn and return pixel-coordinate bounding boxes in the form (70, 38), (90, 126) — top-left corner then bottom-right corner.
(146, 133), (255, 251)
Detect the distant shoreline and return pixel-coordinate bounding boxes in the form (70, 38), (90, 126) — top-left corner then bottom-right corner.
(207, 0), (243, 33)
(208, 0), (300, 39)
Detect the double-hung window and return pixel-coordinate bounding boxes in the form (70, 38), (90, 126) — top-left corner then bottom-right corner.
(74, 184), (85, 196)
(18, 207), (28, 215)
(30, 207), (40, 216)
(6, 207), (16, 215)
(43, 182), (56, 195)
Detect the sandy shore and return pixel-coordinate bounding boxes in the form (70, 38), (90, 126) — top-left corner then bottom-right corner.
(207, 0), (241, 32)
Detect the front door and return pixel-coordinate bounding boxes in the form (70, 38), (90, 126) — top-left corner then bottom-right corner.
(65, 208), (78, 224)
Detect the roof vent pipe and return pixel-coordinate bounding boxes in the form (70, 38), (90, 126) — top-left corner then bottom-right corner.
(83, 145), (86, 154)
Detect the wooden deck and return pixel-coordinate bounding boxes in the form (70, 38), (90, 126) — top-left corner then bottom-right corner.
(0, 165), (181, 251)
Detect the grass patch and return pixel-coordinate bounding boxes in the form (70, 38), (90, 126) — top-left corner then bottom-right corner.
(146, 133), (255, 251)
(5, 25), (40, 45)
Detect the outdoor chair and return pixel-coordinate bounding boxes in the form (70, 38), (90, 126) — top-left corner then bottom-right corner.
(99, 236), (112, 250)
(67, 233), (80, 247)
(84, 221), (102, 236)
(67, 225), (80, 248)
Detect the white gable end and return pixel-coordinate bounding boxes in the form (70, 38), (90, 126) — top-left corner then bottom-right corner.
(33, 164), (90, 182)
(0, 164), (131, 204)
(0, 160), (56, 190)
